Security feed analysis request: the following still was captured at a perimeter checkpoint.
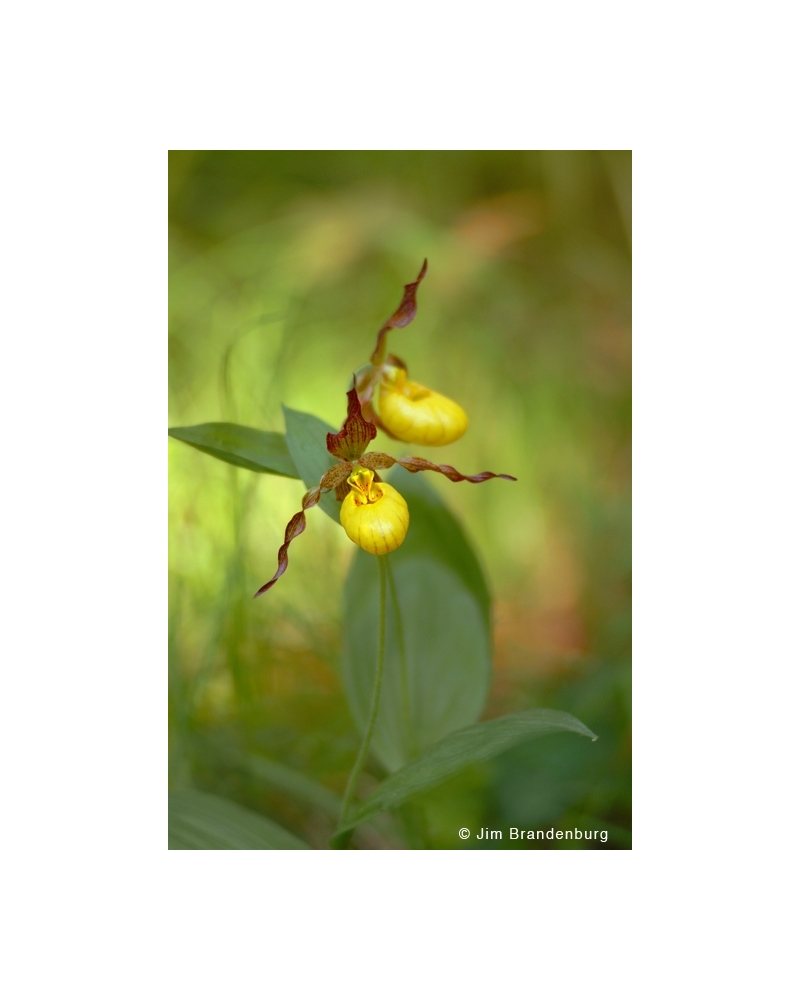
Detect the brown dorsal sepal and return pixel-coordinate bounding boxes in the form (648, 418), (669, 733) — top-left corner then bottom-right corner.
(326, 387), (377, 460)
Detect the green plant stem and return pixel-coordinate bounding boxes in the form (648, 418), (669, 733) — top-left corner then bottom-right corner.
(338, 554), (388, 830)
(385, 554), (414, 757)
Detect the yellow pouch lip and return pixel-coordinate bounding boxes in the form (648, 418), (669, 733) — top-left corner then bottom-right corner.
(377, 379), (468, 446)
(339, 481), (409, 555)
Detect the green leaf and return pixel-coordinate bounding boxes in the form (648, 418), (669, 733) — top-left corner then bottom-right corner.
(168, 423), (299, 478)
(168, 789), (309, 849)
(341, 467), (492, 772)
(282, 406), (340, 521)
(337, 709), (598, 835)
(241, 754), (341, 817)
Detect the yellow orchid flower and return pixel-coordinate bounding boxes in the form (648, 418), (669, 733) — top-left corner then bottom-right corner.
(339, 464), (409, 555)
(356, 260), (468, 447)
(254, 387), (515, 595)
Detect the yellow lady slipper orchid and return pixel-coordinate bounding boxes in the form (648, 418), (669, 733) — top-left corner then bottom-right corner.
(377, 365), (468, 446)
(339, 465), (409, 554)
(254, 386), (515, 596)
(355, 260), (469, 447)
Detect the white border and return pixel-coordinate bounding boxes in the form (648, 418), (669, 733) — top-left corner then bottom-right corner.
(3, 0), (796, 992)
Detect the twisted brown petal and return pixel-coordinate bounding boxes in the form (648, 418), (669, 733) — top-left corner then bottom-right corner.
(370, 259), (428, 366)
(327, 387), (377, 460)
(360, 451), (516, 484)
(254, 463), (351, 597)
(318, 462), (354, 492)
(359, 451), (398, 471)
(398, 457), (517, 483)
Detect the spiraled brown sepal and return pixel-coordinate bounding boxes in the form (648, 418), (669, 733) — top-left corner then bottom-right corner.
(370, 260), (428, 366)
(254, 463), (352, 597)
(326, 387), (377, 460)
(360, 450), (516, 484)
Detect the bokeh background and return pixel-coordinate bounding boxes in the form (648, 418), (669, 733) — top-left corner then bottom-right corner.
(168, 150), (631, 849)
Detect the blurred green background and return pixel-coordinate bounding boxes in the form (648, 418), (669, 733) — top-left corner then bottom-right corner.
(168, 150), (631, 849)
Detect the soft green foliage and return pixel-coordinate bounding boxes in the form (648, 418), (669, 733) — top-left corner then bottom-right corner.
(168, 789), (309, 849)
(168, 423), (299, 477)
(342, 468), (492, 771)
(337, 709), (597, 835)
(169, 151), (631, 849)
(236, 754), (341, 817)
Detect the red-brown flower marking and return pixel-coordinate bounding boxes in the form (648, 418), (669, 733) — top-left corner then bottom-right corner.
(254, 387), (515, 596)
(356, 261), (469, 447)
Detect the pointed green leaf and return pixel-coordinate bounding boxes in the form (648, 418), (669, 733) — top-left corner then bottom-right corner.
(342, 467), (492, 772)
(337, 709), (597, 835)
(168, 789), (309, 849)
(282, 406), (340, 520)
(168, 423), (299, 478)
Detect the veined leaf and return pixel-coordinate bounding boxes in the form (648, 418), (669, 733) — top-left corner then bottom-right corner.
(168, 423), (299, 478)
(342, 467), (492, 772)
(337, 709), (597, 835)
(168, 789), (309, 850)
(282, 406), (340, 521)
